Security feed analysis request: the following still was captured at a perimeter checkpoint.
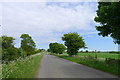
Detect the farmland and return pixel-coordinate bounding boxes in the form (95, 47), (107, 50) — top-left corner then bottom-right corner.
(62, 52), (119, 59)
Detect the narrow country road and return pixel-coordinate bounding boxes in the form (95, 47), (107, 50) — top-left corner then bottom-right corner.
(36, 53), (118, 78)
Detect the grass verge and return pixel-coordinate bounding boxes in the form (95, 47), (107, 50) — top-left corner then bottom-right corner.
(2, 53), (44, 78)
(50, 53), (119, 76)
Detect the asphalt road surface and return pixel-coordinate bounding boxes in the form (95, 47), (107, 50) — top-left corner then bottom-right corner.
(36, 53), (118, 78)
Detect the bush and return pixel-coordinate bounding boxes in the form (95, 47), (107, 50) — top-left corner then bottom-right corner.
(2, 47), (20, 61)
(85, 50), (88, 53)
(109, 51), (119, 54)
(49, 43), (66, 54)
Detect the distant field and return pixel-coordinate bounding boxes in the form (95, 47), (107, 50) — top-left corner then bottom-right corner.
(62, 52), (119, 59)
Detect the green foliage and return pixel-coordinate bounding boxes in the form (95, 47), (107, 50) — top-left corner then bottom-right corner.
(1, 36), (20, 61)
(0, 48), (1, 61)
(2, 47), (20, 61)
(49, 42), (66, 54)
(0, 37), (2, 48)
(35, 49), (42, 53)
(62, 32), (86, 56)
(94, 2), (120, 44)
(47, 49), (50, 52)
(2, 53), (44, 78)
(40, 49), (46, 52)
(20, 34), (36, 56)
(2, 36), (15, 49)
(0, 37), (2, 61)
(109, 51), (120, 54)
(1, 34), (37, 62)
(1, 34), (43, 78)
(85, 50), (88, 53)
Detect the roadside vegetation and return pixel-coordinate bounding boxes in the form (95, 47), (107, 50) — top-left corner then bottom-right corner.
(1, 34), (44, 78)
(1, 34), (42, 62)
(50, 53), (119, 76)
(1, 53), (44, 78)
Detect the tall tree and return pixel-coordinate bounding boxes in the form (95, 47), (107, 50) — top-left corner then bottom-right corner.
(20, 34), (36, 56)
(62, 33), (86, 56)
(94, 2), (120, 44)
(1, 36), (19, 61)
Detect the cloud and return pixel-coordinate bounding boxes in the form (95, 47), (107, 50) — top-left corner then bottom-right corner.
(2, 2), (98, 48)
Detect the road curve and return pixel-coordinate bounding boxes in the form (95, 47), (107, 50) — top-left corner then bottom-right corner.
(36, 53), (118, 78)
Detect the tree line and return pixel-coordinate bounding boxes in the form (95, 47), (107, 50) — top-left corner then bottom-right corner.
(1, 34), (42, 62)
(48, 33), (86, 56)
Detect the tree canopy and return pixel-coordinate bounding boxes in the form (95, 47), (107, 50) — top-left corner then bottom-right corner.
(62, 32), (86, 56)
(2, 36), (15, 49)
(20, 34), (36, 56)
(1, 34), (40, 62)
(1, 36), (20, 61)
(49, 42), (66, 54)
(94, 2), (120, 44)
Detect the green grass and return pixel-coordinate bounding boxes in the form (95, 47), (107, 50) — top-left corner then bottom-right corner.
(2, 53), (44, 78)
(0, 64), (1, 78)
(51, 53), (119, 76)
(62, 52), (119, 59)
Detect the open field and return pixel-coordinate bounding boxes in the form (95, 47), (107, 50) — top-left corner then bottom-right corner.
(62, 52), (120, 59)
(1, 53), (44, 78)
